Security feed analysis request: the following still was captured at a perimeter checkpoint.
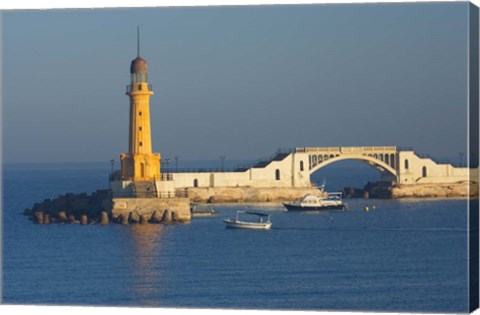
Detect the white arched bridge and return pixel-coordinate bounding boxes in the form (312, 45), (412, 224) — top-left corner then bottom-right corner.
(296, 146), (398, 180)
(163, 145), (470, 189)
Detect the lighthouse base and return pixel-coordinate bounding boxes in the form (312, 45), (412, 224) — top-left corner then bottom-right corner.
(120, 152), (161, 181)
(110, 197), (191, 223)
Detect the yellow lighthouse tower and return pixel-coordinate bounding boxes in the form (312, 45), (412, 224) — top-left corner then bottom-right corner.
(120, 29), (161, 181)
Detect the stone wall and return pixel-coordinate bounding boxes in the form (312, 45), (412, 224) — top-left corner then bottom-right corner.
(170, 154), (312, 189)
(349, 181), (479, 199)
(110, 197), (191, 223)
(390, 181), (478, 198)
(397, 151), (472, 185)
(183, 187), (325, 203)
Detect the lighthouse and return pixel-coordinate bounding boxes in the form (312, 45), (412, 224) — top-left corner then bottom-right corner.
(120, 28), (161, 181)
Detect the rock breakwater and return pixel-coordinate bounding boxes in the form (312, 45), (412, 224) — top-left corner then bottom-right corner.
(24, 190), (110, 224)
(343, 181), (478, 199)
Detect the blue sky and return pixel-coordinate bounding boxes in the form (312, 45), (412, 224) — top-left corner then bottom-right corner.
(2, 2), (471, 163)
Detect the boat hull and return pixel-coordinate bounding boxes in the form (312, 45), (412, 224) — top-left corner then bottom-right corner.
(223, 219), (272, 230)
(283, 203), (346, 211)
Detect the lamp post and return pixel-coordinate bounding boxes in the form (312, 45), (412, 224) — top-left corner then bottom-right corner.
(165, 158), (171, 174)
(220, 156), (226, 172)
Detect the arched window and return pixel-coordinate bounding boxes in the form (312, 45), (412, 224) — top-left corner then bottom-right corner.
(193, 179), (198, 187)
(404, 159), (409, 170)
(330, 154), (334, 159)
(300, 161), (304, 171)
(422, 166), (427, 177)
(275, 169), (281, 180)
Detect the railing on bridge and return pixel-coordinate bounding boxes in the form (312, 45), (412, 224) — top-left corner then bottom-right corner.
(295, 146), (397, 154)
(301, 146), (398, 171)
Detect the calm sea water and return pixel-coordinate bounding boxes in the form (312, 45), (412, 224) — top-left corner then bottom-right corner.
(2, 161), (469, 312)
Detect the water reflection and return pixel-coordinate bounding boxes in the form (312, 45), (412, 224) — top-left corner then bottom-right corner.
(127, 224), (165, 306)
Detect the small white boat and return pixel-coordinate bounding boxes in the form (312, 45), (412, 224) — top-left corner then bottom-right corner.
(223, 211), (272, 230)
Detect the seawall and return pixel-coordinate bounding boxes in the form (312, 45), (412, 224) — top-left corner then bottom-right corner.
(183, 187), (325, 203)
(390, 181), (478, 199)
(110, 198), (191, 223)
(345, 181), (478, 199)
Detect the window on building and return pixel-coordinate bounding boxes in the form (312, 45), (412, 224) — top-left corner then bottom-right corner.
(193, 179), (198, 187)
(139, 112), (142, 116)
(139, 126), (142, 131)
(275, 169), (281, 180)
(405, 159), (409, 170)
(139, 142), (143, 146)
(422, 166), (427, 177)
(300, 161), (304, 171)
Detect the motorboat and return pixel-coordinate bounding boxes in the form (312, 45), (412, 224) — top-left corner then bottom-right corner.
(283, 192), (347, 211)
(223, 211), (272, 230)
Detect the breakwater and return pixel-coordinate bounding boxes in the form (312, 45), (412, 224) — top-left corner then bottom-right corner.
(184, 187), (325, 203)
(344, 181), (478, 199)
(24, 182), (477, 224)
(23, 190), (190, 225)
(24, 190), (110, 224)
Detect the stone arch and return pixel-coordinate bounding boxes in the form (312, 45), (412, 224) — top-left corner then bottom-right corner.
(373, 154), (378, 159)
(324, 154), (329, 161)
(318, 155), (323, 162)
(379, 154), (384, 162)
(385, 154), (390, 165)
(308, 154), (398, 180)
